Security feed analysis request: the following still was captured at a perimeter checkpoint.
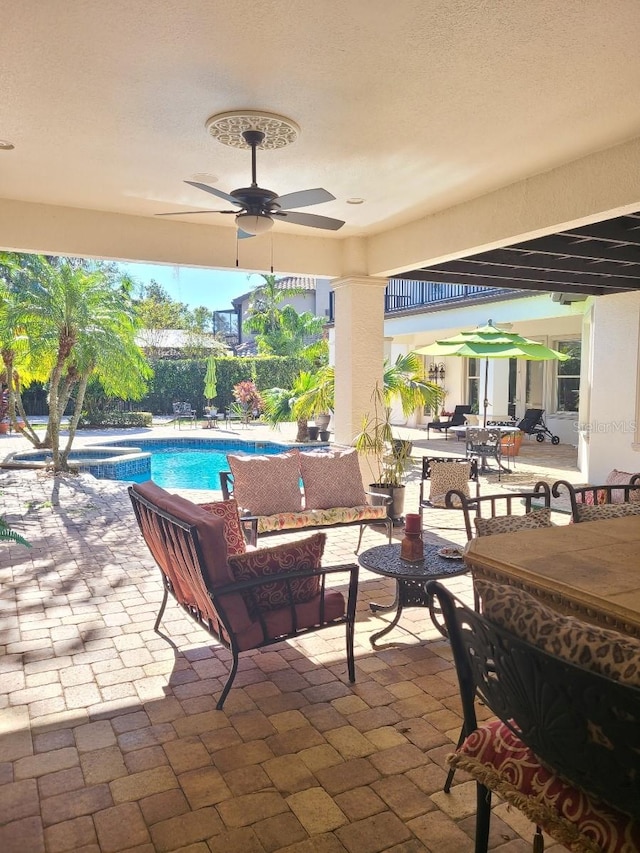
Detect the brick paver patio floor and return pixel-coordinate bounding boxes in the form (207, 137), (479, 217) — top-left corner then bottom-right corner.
(0, 424), (578, 852)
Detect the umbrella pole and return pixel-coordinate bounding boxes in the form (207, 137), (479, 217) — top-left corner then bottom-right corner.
(483, 358), (489, 427)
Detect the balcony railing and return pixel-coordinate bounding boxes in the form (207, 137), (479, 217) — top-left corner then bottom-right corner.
(328, 281), (521, 322)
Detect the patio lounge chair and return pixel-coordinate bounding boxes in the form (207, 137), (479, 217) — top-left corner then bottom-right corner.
(425, 405), (471, 439)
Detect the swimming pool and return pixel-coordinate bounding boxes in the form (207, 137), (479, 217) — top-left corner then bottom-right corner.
(106, 437), (314, 490)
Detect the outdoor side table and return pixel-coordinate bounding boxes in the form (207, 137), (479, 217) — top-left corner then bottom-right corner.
(358, 542), (469, 646)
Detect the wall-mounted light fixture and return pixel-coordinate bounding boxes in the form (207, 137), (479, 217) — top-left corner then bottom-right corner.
(428, 362), (446, 383)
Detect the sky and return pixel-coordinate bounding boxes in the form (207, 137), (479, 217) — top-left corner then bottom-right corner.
(116, 261), (265, 310)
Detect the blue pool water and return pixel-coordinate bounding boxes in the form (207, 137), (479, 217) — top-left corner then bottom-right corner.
(107, 438), (307, 490)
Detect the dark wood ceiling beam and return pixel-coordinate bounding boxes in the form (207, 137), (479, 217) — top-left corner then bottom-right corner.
(461, 251), (640, 277)
(427, 261), (640, 289)
(405, 269), (611, 295)
(513, 235), (640, 263)
(561, 218), (640, 245)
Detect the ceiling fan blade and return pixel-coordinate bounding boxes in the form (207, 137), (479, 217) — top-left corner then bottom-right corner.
(274, 188), (335, 210)
(237, 229), (255, 240)
(184, 180), (242, 206)
(155, 210), (226, 217)
(274, 210), (345, 231)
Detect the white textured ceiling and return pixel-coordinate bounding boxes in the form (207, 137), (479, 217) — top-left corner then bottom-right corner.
(2, 0), (640, 241)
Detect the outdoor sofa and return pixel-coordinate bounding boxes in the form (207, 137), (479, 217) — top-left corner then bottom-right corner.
(219, 448), (392, 551)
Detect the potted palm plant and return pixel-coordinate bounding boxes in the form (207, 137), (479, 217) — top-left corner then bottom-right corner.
(353, 353), (442, 521)
(353, 383), (412, 521)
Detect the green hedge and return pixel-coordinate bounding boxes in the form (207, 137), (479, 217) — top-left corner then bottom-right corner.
(79, 411), (153, 428)
(139, 356), (308, 415)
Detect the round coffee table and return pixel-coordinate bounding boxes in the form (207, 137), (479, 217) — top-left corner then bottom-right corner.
(358, 542), (468, 645)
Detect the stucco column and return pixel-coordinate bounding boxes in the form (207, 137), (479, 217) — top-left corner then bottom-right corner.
(331, 276), (388, 446)
(580, 292), (640, 482)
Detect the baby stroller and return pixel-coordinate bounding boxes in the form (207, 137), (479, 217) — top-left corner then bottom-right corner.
(517, 408), (561, 445)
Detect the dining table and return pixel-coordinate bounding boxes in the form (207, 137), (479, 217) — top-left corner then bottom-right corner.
(464, 515), (640, 637)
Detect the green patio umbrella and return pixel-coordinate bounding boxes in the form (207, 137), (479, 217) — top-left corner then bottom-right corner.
(204, 354), (218, 404)
(416, 320), (570, 426)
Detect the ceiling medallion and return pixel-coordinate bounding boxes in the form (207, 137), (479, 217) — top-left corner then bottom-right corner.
(205, 111), (300, 150)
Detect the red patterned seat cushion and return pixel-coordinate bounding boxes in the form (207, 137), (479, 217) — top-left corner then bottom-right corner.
(227, 533), (326, 619)
(450, 720), (640, 853)
(199, 498), (246, 555)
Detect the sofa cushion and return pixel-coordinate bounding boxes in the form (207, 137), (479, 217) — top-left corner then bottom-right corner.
(199, 498), (246, 555)
(475, 579), (640, 686)
(256, 504), (387, 534)
(474, 507), (553, 537)
(429, 461), (471, 507)
(299, 448), (366, 509)
(228, 533), (326, 619)
(449, 720), (640, 853)
(576, 501), (640, 523)
(227, 451), (302, 516)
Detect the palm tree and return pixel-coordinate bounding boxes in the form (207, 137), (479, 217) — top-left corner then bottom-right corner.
(262, 372), (319, 442)
(263, 352), (441, 444)
(244, 274), (326, 356)
(2, 256), (151, 471)
(382, 351), (442, 416)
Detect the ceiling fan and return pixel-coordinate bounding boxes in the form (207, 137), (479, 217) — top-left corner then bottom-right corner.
(157, 129), (345, 238)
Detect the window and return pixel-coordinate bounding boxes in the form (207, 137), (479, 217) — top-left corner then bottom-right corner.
(467, 358), (480, 413)
(554, 340), (581, 412)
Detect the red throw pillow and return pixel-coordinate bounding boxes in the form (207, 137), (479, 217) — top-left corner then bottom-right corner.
(199, 498), (246, 555)
(227, 533), (326, 619)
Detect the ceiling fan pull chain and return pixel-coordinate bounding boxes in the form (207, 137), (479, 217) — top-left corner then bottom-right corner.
(270, 232), (274, 274)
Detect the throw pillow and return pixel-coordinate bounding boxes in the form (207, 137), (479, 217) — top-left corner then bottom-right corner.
(227, 532), (326, 619)
(476, 579), (640, 686)
(576, 501), (640, 523)
(199, 498), (246, 555)
(227, 452), (302, 516)
(474, 508), (553, 537)
(299, 448), (366, 510)
(429, 461), (471, 508)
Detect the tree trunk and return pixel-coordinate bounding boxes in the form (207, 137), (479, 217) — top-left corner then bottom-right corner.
(61, 373), (89, 467)
(295, 418), (309, 442)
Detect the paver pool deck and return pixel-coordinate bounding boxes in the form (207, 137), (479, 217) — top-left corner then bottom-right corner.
(0, 421), (579, 852)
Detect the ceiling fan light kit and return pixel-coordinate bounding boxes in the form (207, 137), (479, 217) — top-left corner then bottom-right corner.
(235, 212), (274, 235)
(158, 110), (345, 237)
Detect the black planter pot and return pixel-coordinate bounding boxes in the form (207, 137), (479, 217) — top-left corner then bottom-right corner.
(307, 425), (320, 440)
(369, 483), (406, 522)
(319, 429), (330, 441)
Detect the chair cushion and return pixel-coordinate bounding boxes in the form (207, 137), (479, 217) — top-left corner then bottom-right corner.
(131, 481), (253, 635)
(227, 451), (302, 516)
(299, 448), (366, 509)
(449, 719), (640, 853)
(227, 533), (326, 619)
(576, 501), (640, 523)
(474, 507), (552, 537)
(198, 498), (246, 555)
(476, 579), (640, 686)
(429, 461), (471, 507)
